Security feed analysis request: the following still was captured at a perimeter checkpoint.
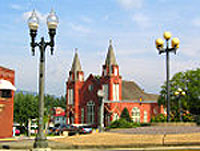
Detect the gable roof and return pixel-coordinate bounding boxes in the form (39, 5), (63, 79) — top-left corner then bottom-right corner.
(122, 80), (159, 101)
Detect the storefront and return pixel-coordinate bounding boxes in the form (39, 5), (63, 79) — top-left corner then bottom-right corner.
(0, 66), (16, 138)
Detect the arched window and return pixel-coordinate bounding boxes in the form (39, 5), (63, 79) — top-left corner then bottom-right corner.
(132, 107), (140, 122)
(87, 101), (95, 124)
(144, 110), (148, 123)
(112, 113), (119, 121)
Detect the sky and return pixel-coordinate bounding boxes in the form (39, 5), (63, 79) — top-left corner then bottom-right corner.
(0, 0), (200, 97)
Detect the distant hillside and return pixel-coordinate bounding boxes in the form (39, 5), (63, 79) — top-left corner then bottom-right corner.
(15, 90), (37, 96)
(15, 90), (59, 98)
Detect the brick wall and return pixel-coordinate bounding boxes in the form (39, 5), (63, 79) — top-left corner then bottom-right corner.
(0, 66), (15, 138)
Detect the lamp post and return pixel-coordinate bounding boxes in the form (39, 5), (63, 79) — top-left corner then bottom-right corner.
(97, 90), (104, 132)
(27, 9), (58, 148)
(155, 32), (180, 122)
(174, 88), (186, 122)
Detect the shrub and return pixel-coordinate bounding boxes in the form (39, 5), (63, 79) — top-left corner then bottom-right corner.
(109, 118), (140, 128)
(120, 107), (132, 122)
(151, 114), (167, 123)
(182, 112), (194, 122)
(195, 115), (200, 125)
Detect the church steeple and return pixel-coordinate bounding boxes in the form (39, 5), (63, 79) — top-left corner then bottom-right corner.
(69, 49), (84, 81)
(105, 40), (117, 66)
(71, 49), (82, 73)
(102, 40), (119, 77)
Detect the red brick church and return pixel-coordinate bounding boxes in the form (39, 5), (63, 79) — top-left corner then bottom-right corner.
(66, 40), (164, 127)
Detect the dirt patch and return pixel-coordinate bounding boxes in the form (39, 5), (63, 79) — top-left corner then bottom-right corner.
(53, 132), (163, 147)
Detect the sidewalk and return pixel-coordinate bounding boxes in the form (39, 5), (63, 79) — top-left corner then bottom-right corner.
(1, 132), (200, 149)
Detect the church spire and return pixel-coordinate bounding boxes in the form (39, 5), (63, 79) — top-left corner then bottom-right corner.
(105, 39), (117, 66)
(71, 48), (82, 73)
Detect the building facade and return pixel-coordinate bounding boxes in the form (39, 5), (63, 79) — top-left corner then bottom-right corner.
(0, 66), (16, 138)
(66, 41), (164, 127)
(50, 107), (66, 126)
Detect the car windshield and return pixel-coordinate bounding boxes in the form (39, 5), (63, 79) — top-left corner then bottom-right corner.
(82, 126), (92, 128)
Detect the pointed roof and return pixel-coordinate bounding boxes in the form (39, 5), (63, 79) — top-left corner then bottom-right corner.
(71, 49), (82, 72)
(105, 40), (117, 66)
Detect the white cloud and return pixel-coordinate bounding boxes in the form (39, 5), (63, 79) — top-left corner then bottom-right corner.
(117, 0), (143, 10)
(68, 23), (91, 33)
(81, 16), (93, 23)
(103, 15), (110, 21)
(192, 18), (200, 27)
(180, 37), (200, 58)
(23, 10), (47, 25)
(11, 4), (23, 10)
(132, 13), (151, 28)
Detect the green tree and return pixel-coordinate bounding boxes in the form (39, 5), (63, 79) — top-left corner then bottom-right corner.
(14, 92), (38, 127)
(120, 107), (132, 122)
(158, 68), (200, 121)
(14, 92), (66, 132)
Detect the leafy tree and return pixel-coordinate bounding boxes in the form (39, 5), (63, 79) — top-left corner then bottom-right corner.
(120, 107), (132, 122)
(14, 92), (66, 134)
(14, 92), (38, 127)
(158, 68), (200, 121)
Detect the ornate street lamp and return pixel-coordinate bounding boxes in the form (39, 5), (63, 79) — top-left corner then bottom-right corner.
(97, 90), (104, 132)
(28, 9), (59, 149)
(155, 32), (180, 122)
(174, 88), (186, 122)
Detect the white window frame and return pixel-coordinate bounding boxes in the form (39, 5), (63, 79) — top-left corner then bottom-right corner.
(87, 101), (95, 124)
(113, 84), (119, 100)
(79, 74), (82, 81)
(68, 89), (74, 105)
(112, 113), (119, 121)
(132, 107), (140, 123)
(144, 110), (148, 123)
(102, 84), (108, 100)
(114, 68), (118, 76)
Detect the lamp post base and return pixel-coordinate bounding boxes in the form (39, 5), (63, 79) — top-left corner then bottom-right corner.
(31, 148), (51, 151)
(33, 137), (48, 149)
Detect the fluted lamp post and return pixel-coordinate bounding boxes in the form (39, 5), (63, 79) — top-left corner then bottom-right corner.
(174, 88), (186, 122)
(28, 9), (59, 149)
(97, 90), (105, 132)
(155, 32), (180, 122)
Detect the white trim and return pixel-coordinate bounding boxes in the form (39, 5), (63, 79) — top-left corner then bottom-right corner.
(0, 79), (16, 91)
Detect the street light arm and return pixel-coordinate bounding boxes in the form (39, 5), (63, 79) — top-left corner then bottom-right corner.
(48, 29), (56, 55)
(157, 47), (177, 55)
(168, 48), (177, 54)
(30, 29), (38, 56)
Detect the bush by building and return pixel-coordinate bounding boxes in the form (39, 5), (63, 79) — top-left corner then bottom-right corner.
(109, 118), (140, 129)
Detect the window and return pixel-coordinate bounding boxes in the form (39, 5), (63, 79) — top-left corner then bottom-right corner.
(113, 84), (119, 100)
(112, 113), (119, 121)
(144, 110), (148, 123)
(104, 68), (107, 76)
(81, 108), (84, 124)
(132, 107), (140, 122)
(87, 101), (95, 124)
(102, 84), (108, 100)
(70, 74), (73, 81)
(114, 68), (118, 76)
(68, 89), (74, 105)
(88, 85), (93, 91)
(79, 74), (83, 81)
(0, 90), (12, 98)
